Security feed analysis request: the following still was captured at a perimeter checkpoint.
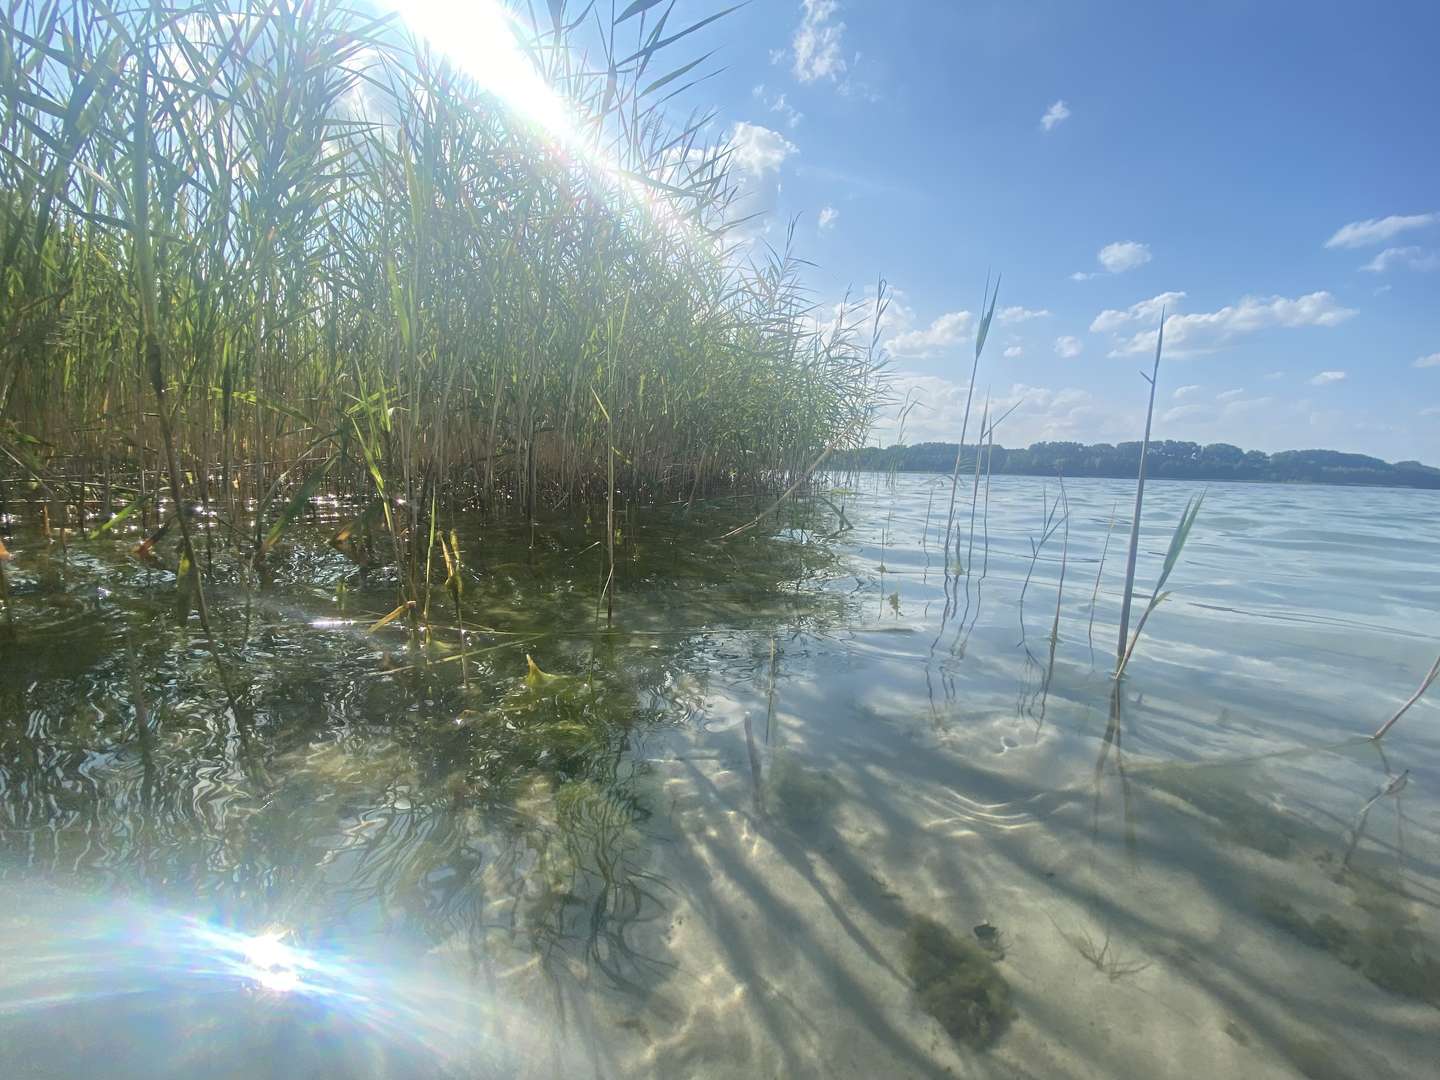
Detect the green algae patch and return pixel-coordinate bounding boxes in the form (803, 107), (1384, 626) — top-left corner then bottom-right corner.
(904, 916), (1015, 1048)
(1256, 893), (1440, 1007)
(766, 751), (841, 825)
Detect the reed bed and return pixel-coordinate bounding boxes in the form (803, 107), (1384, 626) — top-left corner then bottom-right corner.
(0, 0), (882, 555)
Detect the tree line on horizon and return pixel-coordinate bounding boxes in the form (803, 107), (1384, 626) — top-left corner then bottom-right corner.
(836, 440), (1440, 489)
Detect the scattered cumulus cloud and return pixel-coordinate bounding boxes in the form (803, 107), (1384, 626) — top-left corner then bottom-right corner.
(1040, 99), (1071, 132)
(1172, 384), (1201, 399)
(1264, 371), (1286, 381)
(1003, 345), (1023, 358)
(870, 375), (1122, 447)
(888, 310), (973, 358)
(1414, 353), (1440, 368)
(1222, 396), (1274, 415)
(791, 0), (847, 84)
(1309, 370), (1347, 385)
(725, 122), (798, 240)
(1163, 404), (1207, 423)
(1324, 212), (1439, 249)
(1217, 388), (1246, 401)
(1054, 335), (1082, 359)
(1361, 246), (1440, 273)
(1098, 241), (1152, 273)
(1073, 241), (1152, 279)
(998, 305), (1051, 323)
(809, 284), (913, 344)
(817, 205), (839, 231)
(1090, 291), (1186, 334)
(729, 121), (797, 175)
(1100, 291), (1357, 356)
(752, 83), (804, 128)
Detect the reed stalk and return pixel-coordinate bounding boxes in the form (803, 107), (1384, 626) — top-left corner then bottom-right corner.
(1116, 310), (1166, 673)
(1372, 653), (1440, 740)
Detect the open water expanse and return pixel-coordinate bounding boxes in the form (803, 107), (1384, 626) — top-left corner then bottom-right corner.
(2, 473), (1438, 1078)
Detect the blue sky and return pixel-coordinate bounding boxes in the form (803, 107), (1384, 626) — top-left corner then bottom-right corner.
(682, 0), (1440, 462)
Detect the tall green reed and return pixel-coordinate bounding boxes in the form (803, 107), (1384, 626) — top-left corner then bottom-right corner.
(0, 0), (882, 629)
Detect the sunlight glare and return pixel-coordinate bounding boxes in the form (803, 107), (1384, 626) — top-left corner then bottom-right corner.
(386, 0), (579, 147)
(240, 932), (302, 994)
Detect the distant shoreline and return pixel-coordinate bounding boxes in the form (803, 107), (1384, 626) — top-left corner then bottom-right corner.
(833, 440), (1440, 491)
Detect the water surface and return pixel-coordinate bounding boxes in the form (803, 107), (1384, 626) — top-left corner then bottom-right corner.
(2, 474), (1437, 1078)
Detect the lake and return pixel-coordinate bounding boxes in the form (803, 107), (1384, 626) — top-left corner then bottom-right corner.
(2, 474), (1438, 1079)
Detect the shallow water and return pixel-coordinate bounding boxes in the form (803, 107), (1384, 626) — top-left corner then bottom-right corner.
(1, 475), (1437, 1079)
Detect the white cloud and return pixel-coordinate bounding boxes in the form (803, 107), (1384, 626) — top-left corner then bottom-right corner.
(1421, 406), (1440, 417)
(1309, 370), (1347, 385)
(1221, 396), (1274, 415)
(888, 310), (973, 358)
(1217, 388), (1246, 401)
(1414, 353), (1440, 368)
(725, 122), (798, 240)
(870, 375), (1120, 446)
(1361, 246), (1440, 272)
(1163, 404), (1208, 423)
(1325, 212), (1439, 249)
(753, 83), (804, 127)
(1074, 241), (1153, 280)
(1090, 291), (1187, 334)
(1054, 335), (1082, 359)
(809, 285), (913, 345)
(729, 121), (797, 175)
(1003, 345), (1023, 358)
(817, 205), (839, 231)
(792, 0), (847, 84)
(997, 305), (1051, 323)
(1104, 291), (1357, 356)
(1040, 99), (1070, 132)
(1263, 371), (1286, 380)
(1098, 241), (1152, 274)
(1172, 384), (1201, 399)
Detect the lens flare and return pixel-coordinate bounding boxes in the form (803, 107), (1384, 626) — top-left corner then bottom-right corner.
(240, 933), (302, 994)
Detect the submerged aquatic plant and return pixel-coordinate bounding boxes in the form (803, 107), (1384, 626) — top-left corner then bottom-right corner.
(1256, 892), (1440, 1007)
(903, 915), (1015, 1048)
(1051, 916), (1150, 982)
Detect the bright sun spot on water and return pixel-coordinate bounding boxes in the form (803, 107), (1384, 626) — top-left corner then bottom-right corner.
(242, 933), (302, 994)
